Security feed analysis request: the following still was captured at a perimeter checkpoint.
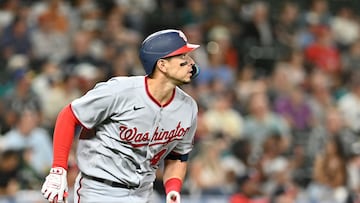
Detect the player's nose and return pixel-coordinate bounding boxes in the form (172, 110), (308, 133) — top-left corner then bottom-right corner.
(184, 55), (195, 66)
(180, 55), (195, 67)
(188, 57), (195, 66)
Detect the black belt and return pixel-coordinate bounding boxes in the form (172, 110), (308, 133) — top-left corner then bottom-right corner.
(82, 173), (138, 189)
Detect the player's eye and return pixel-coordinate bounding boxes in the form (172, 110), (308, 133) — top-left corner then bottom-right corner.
(178, 54), (187, 59)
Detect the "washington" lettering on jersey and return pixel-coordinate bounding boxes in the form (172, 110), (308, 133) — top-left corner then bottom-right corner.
(119, 122), (190, 147)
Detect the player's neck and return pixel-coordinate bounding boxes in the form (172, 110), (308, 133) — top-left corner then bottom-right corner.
(146, 77), (176, 106)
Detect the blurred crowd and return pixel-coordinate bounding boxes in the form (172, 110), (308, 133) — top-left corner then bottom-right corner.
(1, 0), (360, 202)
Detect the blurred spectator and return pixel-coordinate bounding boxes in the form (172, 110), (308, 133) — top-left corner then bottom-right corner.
(273, 85), (314, 133)
(268, 64), (290, 97)
(101, 6), (142, 48)
(77, 0), (103, 34)
(273, 1), (301, 57)
(304, 25), (341, 74)
(243, 92), (291, 161)
(207, 25), (239, 69)
(179, 0), (208, 26)
(337, 70), (360, 134)
(114, 0), (156, 33)
(0, 15), (32, 60)
(205, 0), (238, 27)
(347, 154), (360, 202)
(307, 137), (349, 203)
(330, 5), (359, 51)
(202, 91), (243, 140)
(144, 0), (181, 36)
(260, 135), (290, 183)
(0, 149), (20, 202)
(192, 102), (210, 145)
(270, 182), (302, 203)
(73, 62), (101, 94)
(30, 11), (70, 63)
(31, 61), (62, 106)
(229, 170), (267, 203)
(110, 46), (144, 77)
(263, 53), (306, 105)
(32, 61), (81, 130)
(299, 0), (332, 27)
(1, 108), (53, 177)
(259, 135), (298, 200)
(44, 73), (81, 129)
(61, 30), (104, 80)
(194, 40), (235, 88)
(37, 0), (69, 33)
(222, 138), (252, 191)
(196, 75), (232, 112)
(287, 143), (311, 190)
(307, 107), (357, 161)
(306, 69), (335, 126)
(342, 39), (360, 73)
(0, 53), (29, 96)
(235, 65), (267, 114)
(17, 147), (44, 190)
(239, 1), (276, 76)
(274, 49), (306, 88)
(240, 1), (274, 47)
(1, 69), (42, 134)
(188, 136), (228, 196)
(0, 0), (19, 32)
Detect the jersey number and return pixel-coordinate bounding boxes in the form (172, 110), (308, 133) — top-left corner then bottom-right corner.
(150, 149), (167, 166)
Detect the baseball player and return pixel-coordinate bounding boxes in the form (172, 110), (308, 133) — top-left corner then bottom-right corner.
(41, 29), (200, 203)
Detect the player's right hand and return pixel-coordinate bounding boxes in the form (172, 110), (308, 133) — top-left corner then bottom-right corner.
(166, 190), (181, 203)
(41, 167), (68, 203)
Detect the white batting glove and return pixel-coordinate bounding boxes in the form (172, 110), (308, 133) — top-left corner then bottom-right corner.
(41, 167), (68, 203)
(166, 191), (180, 203)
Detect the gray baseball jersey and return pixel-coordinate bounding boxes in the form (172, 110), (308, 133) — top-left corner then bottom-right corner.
(71, 76), (197, 188)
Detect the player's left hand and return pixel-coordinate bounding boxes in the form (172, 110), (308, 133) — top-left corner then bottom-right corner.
(41, 167), (68, 203)
(166, 190), (180, 203)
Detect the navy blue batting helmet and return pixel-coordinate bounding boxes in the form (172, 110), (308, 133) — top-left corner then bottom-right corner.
(139, 29), (200, 77)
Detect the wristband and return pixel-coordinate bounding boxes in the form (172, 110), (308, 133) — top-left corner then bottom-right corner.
(164, 178), (182, 194)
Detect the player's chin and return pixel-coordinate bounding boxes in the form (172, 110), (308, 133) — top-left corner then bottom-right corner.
(175, 73), (192, 85)
(183, 80), (191, 85)
(183, 75), (192, 84)
(176, 78), (191, 85)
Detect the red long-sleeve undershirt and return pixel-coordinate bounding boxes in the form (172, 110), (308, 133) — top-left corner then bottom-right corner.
(52, 104), (81, 169)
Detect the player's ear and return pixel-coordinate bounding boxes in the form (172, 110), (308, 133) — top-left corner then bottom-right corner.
(156, 59), (168, 73)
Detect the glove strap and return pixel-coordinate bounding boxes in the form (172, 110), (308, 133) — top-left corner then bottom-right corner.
(50, 167), (65, 175)
(164, 178), (182, 194)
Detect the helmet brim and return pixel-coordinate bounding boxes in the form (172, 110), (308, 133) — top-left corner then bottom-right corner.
(163, 43), (200, 58)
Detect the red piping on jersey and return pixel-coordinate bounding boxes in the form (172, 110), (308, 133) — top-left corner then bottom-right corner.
(145, 76), (175, 107)
(76, 176), (83, 203)
(52, 104), (81, 169)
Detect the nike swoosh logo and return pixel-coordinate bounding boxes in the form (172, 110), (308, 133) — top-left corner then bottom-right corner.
(133, 106), (145, 111)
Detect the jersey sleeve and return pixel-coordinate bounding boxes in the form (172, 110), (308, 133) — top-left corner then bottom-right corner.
(171, 100), (198, 155)
(71, 79), (120, 129)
